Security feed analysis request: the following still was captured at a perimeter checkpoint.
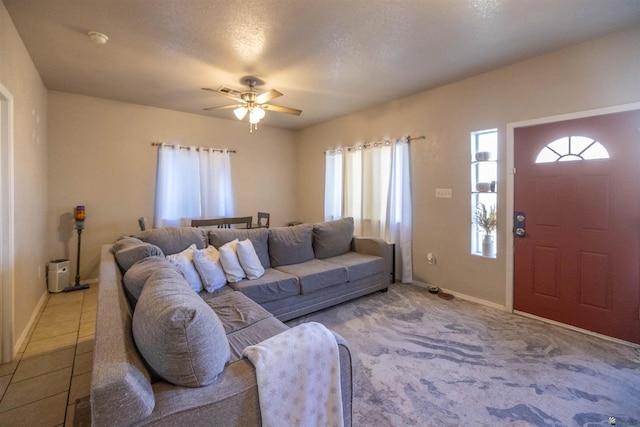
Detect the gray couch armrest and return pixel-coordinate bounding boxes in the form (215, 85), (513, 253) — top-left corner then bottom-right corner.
(332, 332), (353, 427)
(145, 334), (353, 427)
(351, 237), (392, 285)
(92, 245), (155, 426)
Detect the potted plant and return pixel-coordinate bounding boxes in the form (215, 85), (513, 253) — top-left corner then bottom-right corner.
(474, 203), (497, 256)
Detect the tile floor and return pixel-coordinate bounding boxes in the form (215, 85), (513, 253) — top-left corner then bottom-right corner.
(0, 284), (96, 426)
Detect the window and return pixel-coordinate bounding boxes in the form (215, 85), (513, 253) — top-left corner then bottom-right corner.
(324, 149), (343, 221)
(471, 129), (497, 258)
(154, 144), (234, 227)
(324, 137), (413, 282)
(535, 136), (609, 163)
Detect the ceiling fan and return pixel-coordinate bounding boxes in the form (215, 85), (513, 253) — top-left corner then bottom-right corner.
(202, 78), (302, 132)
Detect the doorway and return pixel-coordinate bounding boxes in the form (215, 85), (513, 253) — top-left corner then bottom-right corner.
(508, 105), (640, 344)
(0, 82), (15, 363)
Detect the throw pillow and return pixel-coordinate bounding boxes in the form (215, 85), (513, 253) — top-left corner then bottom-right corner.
(268, 223), (315, 267)
(193, 246), (228, 292)
(312, 217), (354, 259)
(236, 239), (265, 280)
(166, 244), (203, 292)
(219, 239), (246, 283)
(113, 236), (164, 271)
(208, 228), (270, 268)
(123, 256), (178, 307)
(132, 268), (230, 387)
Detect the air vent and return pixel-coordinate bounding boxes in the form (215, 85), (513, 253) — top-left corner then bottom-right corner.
(217, 86), (243, 98)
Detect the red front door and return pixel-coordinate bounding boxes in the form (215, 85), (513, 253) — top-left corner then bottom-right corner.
(514, 109), (640, 344)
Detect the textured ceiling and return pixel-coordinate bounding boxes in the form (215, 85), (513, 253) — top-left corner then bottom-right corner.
(4, 0), (640, 129)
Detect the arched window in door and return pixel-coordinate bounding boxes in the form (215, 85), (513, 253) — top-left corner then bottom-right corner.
(535, 136), (609, 163)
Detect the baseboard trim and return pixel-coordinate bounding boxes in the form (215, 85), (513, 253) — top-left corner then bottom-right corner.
(410, 280), (508, 312)
(14, 289), (48, 355)
(409, 280), (639, 348)
(514, 310), (640, 349)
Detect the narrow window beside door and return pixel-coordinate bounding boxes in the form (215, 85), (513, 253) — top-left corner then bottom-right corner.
(471, 129), (497, 258)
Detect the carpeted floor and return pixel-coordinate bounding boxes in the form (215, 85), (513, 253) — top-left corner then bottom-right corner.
(287, 283), (640, 427)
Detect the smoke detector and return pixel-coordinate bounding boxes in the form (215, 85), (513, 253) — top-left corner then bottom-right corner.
(88, 31), (109, 45)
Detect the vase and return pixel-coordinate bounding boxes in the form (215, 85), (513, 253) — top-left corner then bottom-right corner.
(482, 235), (495, 257)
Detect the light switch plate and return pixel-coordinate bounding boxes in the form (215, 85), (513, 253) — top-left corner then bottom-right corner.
(435, 188), (452, 198)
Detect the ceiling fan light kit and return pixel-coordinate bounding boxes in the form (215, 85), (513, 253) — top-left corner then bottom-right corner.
(233, 106), (247, 120)
(203, 78), (301, 132)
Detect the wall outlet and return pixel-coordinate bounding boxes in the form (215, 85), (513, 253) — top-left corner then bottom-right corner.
(435, 188), (452, 198)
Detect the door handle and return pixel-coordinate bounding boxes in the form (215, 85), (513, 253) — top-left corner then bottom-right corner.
(514, 212), (526, 238)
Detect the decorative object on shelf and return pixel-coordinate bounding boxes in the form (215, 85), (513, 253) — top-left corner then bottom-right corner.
(66, 205), (90, 292)
(474, 203), (497, 257)
(202, 77), (302, 133)
(476, 182), (491, 192)
(490, 181), (496, 192)
(475, 151), (491, 161)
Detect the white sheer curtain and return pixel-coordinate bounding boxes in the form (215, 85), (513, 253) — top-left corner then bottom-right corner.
(324, 150), (343, 221)
(154, 144), (234, 227)
(343, 137), (413, 282)
(385, 138), (412, 283)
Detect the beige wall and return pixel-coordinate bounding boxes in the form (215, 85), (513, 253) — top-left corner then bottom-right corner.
(295, 26), (640, 306)
(0, 2), (49, 352)
(47, 92), (298, 281)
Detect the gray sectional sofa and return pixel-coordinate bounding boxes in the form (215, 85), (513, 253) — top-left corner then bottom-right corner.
(91, 217), (392, 426)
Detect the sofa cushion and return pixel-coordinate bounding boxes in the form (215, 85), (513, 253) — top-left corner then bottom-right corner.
(123, 256), (178, 307)
(313, 217), (354, 259)
(225, 316), (289, 362)
(268, 223), (314, 267)
(193, 246), (227, 292)
(202, 291), (273, 335)
(132, 268), (230, 387)
(135, 227), (207, 255)
(113, 236), (164, 271)
(275, 259), (348, 295)
(324, 252), (385, 282)
(229, 268), (300, 304)
(208, 228), (270, 268)
(237, 239), (265, 280)
(204, 292), (289, 362)
(166, 244), (204, 292)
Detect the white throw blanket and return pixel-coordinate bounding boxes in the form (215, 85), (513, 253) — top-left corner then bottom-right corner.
(243, 322), (344, 427)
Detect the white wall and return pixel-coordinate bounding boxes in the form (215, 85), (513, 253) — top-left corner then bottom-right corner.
(0, 1), (49, 351)
(295, 26), (640, 307)
(47, 92), (298, 281)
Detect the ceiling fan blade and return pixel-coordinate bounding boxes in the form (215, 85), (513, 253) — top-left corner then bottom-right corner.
(262, 104), (302, 116)
(256, 89), (283, 104)
(203, 104), (238, 111)
(201, 87), (243, 102)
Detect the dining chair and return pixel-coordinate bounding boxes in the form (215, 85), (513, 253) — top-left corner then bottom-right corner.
(191, 216), (252, 229)
(191, 218), (228, 228)
(252, 212), (270, 229)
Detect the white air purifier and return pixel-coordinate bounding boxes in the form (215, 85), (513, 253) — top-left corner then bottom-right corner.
(48, 259), (70, 293)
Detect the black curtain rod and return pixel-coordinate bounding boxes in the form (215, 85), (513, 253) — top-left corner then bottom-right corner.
(151, 142), (236, 154)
